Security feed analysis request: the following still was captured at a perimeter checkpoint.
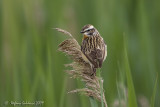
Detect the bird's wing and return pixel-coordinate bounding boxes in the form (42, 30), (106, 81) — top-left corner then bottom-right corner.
(82, 46), (105, 68)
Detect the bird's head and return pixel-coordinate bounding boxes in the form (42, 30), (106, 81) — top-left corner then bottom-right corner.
(80, 24), (97, 37)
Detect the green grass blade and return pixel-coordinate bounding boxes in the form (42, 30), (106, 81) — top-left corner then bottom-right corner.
(124, 36), (138, 107)
(116, 62), (127, 107)
(150, 74), (158, 107)
(59, 77), (67, 107)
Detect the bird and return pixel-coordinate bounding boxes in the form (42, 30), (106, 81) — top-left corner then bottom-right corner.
(80, 24), (107, 75)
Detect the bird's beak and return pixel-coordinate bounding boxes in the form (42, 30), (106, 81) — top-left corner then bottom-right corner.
(80, 31), (84, 33)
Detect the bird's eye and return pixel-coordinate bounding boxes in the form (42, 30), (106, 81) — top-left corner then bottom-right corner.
(86, 29), (91, 32)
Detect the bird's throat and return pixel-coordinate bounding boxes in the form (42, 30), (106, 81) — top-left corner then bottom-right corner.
(83, 35), (89, 40)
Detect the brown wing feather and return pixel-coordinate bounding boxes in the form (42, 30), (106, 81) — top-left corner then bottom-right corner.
(85, 48), (103, 68)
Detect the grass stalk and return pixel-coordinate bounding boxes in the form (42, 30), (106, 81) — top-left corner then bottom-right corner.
(150, 73), (158, 107)
(89, 97), (98, 107)
(97, 68), (107, 107)
(97, 69), (104, 107)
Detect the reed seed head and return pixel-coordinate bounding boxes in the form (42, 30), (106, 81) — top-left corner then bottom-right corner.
(55, 28), (107, 104)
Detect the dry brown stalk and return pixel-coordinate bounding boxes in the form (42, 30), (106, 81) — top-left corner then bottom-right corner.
(55, 28), (108, 107)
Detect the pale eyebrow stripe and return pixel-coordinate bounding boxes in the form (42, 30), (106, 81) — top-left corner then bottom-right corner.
(84, 26), (94, 31)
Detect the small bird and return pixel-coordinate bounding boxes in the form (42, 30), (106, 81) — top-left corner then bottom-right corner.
(80, 24), (107, 74)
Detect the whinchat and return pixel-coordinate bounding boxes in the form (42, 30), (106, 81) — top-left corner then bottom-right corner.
(80, 24), (107, 74)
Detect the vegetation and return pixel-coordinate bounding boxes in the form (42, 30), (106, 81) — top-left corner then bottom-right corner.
(0, 0), (159, 107)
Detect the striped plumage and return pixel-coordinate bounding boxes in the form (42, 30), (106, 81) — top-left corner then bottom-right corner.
(80, 24), (107, 73)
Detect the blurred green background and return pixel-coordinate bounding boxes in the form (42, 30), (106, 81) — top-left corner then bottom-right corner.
(0, 0), (160, 107)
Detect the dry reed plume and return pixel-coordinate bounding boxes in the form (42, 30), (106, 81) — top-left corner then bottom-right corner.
(55, 28), (107, 107)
